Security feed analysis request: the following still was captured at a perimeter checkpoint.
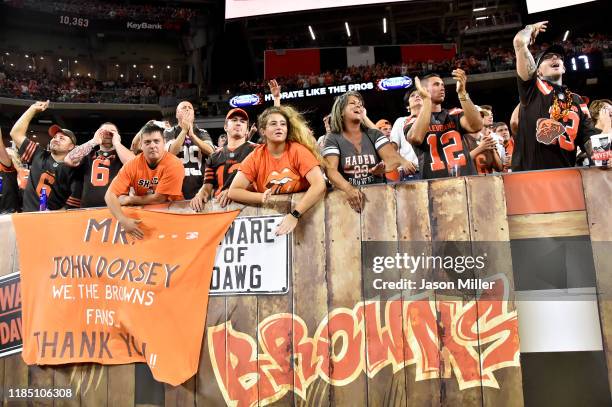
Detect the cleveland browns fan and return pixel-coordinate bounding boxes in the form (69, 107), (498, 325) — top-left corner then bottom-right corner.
(512, 21), (601, 170)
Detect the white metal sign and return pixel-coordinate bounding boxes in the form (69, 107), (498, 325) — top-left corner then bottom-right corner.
(210, 215), (290, 295)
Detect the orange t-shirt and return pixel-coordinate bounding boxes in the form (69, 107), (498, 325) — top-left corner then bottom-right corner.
(110, 152), (185, 200)
(239, 142), (320, 194)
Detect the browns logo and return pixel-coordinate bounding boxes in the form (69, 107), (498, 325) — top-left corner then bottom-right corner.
(265, 168), (301, 194)
(536, 118), (567, 145)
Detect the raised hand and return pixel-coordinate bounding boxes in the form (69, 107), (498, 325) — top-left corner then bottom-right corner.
(30, 100), (50, 113)
(268, 79), (281, 99)
(452, 69), (468, 95)
(414, 76), (431, 99)
(92, 128), (104, 145)
(528, 21), (548, 45)
(111, 129), (122, 146)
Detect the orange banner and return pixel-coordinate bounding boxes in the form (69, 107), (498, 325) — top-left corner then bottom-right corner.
(12, 208), (238, 386)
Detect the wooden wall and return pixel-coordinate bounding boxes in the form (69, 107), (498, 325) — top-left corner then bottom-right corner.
(0, 168), (610, 406)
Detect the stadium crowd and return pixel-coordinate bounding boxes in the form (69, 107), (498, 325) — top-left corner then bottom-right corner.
(0, 22), (610, 241)
(235, 34), (610, 94)
(5, 0), (196, 22)
(0, 67), (193, 104)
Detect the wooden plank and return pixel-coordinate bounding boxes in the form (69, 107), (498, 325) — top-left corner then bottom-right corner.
(164, 377), (195, 407)
(361, 185), (407, 407)
(3, 354), (28, 406)
(28, 365), (54, 406)
(80, 364), (109, 407)
(196, 297), (227, 406)
(396, 182), (440, 407)
(466, 176), (524, 407)
(291, 193), (330, 407)
(52, 365), (81, 407)
(580, 168), (612, 395)
(107, 364), (135, 407)
(324, 189), (367, 406)
(223, 203), (259, 407)
(508, 211), (589, 240)
(257, 195), (294, 406)
(429, 177), (482, 407)
(196, 200), (232, 406)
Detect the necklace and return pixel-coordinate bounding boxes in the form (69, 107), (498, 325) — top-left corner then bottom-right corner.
(550, 88), (573, 122)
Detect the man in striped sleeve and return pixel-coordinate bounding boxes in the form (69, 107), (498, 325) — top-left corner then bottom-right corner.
(512, 21), (601, 170)
(190, 108), (255, 211)
(9, 100), (78, 211)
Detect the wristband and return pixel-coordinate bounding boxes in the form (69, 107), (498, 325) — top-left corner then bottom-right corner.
(458, 93), (470, 101)
(290, 209), (301, 219)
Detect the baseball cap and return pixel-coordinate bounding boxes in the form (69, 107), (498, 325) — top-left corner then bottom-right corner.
(48, 124), (77, 145)
(535, 44), (565, 68)
(226, 108), (249, 121)
(375, 119), (391, 130)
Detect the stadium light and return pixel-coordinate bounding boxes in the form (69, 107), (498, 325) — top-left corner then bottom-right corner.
(308, 25), (316, 40)
(476, 16), (488, 20)
(5, 52), (9, 56)
(149, 65), (154, 69)
(473, 7), (486, 12)
(132, 64), (136, 68)
(120, 74), (124, 78)
(87, 73), (91, 77)
(40, 56), (44, 60)
(115, 64), (119, 67)
(28, 65), (32, 69)
(563, 30), (570, 41)
(383, 18), (387, 34)
(76, 73), (80, 76)
(9, 63), (14, 67)
(166, 65), (171, 69)
(58, 58), (62, 62)
(345, 22), (351, 37)
(153, 75), (157, 79)
(74, 60), (78, 63)
(25, 54), (29, 58)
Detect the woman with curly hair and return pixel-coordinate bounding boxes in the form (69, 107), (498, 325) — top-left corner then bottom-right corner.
(228, 105), (326, 235)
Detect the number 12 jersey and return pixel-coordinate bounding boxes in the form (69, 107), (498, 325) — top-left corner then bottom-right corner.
(405, 108), (476, 179)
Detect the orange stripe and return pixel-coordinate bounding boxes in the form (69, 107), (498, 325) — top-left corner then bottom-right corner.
(22, 142), (36, 163)
(503, 169), (585, 216)
(536, 78), (553, 95)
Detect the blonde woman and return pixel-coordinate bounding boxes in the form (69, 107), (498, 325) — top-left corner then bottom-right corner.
(322, 91), (413, 212)
(228, 105), (326, 235)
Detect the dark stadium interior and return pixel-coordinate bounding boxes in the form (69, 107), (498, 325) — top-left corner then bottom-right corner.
(1, 1), (611, 405)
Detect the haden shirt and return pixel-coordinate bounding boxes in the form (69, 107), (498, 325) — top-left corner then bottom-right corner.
(322, 128), (390, 186)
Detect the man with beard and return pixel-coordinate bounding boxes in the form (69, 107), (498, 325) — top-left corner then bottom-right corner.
(9, 100), (77, 211)
(190, 108), (256, 211)
(405, 70), (482, 179)
(165, 101), (215, 199)
(105, 122), (184, 239)
(512, 21), (600, 170)
(64, 122), (135, 208)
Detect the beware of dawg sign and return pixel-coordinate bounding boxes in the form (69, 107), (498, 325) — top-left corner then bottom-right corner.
(210, 215), (290, 296)
(0, 272), (22, 358)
